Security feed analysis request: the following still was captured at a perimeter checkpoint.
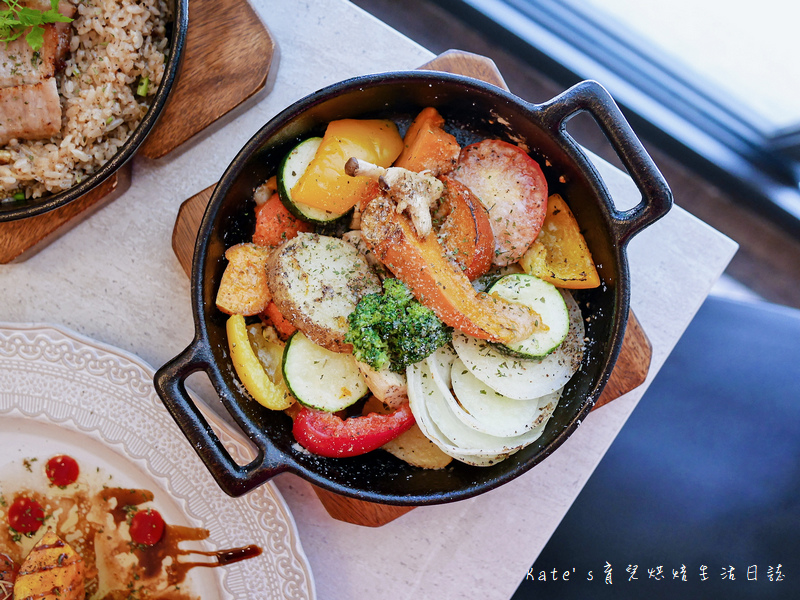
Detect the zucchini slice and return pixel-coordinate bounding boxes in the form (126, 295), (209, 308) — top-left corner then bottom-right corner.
(282, 330), (368, 412)
(487, 273), (570, 359)
(277, 137), (347, 224)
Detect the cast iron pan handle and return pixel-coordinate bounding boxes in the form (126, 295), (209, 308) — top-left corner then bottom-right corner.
(538, 80), (673, 244)
(153, 338), (288, 497)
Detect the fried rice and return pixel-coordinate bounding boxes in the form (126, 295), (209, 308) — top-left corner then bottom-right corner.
(0, 0), (171, 201)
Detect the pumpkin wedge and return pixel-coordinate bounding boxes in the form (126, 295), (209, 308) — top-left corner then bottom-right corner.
(360, 193), (545, 345)
(520, 194), (601, 289)
(436, 176), (494, 280)
(393, 107), (461, 175)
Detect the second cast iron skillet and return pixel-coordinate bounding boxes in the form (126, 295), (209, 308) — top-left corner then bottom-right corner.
(155, 72), (672, 504)
(0, 0), (188, 222)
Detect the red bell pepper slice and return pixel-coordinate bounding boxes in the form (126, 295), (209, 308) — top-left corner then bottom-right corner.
(292, 401), (415, 458)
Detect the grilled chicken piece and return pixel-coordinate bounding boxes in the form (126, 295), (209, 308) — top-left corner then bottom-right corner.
(0, 78), (62, 145)
(0, 1), (75, 144)
(345, 157), (444, 239)
(13, 531), (85, 600)
(0, 2), (76, 88)
(266, 233), (382, 352)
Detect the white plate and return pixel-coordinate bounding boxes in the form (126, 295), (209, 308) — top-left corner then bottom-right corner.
(0, 322), (315, 600)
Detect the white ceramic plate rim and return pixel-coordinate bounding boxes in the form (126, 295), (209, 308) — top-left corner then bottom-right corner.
(0, 322), (315, 600)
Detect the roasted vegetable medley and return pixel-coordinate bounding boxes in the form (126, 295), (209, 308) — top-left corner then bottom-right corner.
(215, 108), (600, 468)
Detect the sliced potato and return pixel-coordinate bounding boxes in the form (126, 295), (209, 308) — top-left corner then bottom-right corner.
(363, 396), (452, 469)
(382, 424), (454, 470)
(215, 243), (272, 316)
(265, 233), (381, 352)
(13, 531), (85, 600)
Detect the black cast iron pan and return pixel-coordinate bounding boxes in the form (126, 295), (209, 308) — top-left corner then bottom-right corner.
(0, 0), (188, 222)
(154, 72), (672, 504)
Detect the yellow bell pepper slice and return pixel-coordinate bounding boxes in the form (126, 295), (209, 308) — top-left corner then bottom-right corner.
(520, 194), (601, 289)
(227, 314), (294, 410)
(291, 119), (404, 214)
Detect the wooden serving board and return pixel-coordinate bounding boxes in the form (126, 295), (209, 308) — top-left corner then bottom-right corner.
(0, 0), (275, 264)
(172, 50), (653, 527)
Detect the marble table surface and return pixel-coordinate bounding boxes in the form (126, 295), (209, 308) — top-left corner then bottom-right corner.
(0, 1), (738, 598)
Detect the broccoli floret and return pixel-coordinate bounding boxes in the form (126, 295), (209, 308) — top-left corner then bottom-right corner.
(345, 279), (452, 373)
(382, 277), (414, 304)
(346, 295), (391, 369)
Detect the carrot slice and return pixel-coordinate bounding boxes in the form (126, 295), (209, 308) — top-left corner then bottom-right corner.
(262, 302), (298, 340)
(394, 107), (461, 175)
(253, 193), (313, 249)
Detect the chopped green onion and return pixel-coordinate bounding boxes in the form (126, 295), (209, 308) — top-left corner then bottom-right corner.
(136, 76), (150, 97)
(106, 116), (114, 125)
(13, 192), (25, 201)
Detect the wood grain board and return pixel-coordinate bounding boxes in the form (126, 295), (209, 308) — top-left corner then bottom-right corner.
(313, 488), (416, 528)
(139, 0), (276, 159)
(0, 0), (275, 264)
(0, 166), (130, 264)
(419, 49), (507, 88)
(171, 50), (653, 527)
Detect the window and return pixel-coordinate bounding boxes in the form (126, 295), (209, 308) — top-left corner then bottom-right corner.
(432, 0), (800, 236)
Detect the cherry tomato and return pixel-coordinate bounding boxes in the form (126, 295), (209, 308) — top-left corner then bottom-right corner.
(129, 509), (165, 546)
(7, 497), (44, 535)
(45, 455), (80, 487)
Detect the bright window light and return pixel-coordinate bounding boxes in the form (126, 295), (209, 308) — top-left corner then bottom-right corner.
(575, 0), (800, 132)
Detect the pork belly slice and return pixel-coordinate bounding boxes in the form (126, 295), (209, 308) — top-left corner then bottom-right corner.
(0, 77), (62, 145)
(0, 1), (76, 88)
